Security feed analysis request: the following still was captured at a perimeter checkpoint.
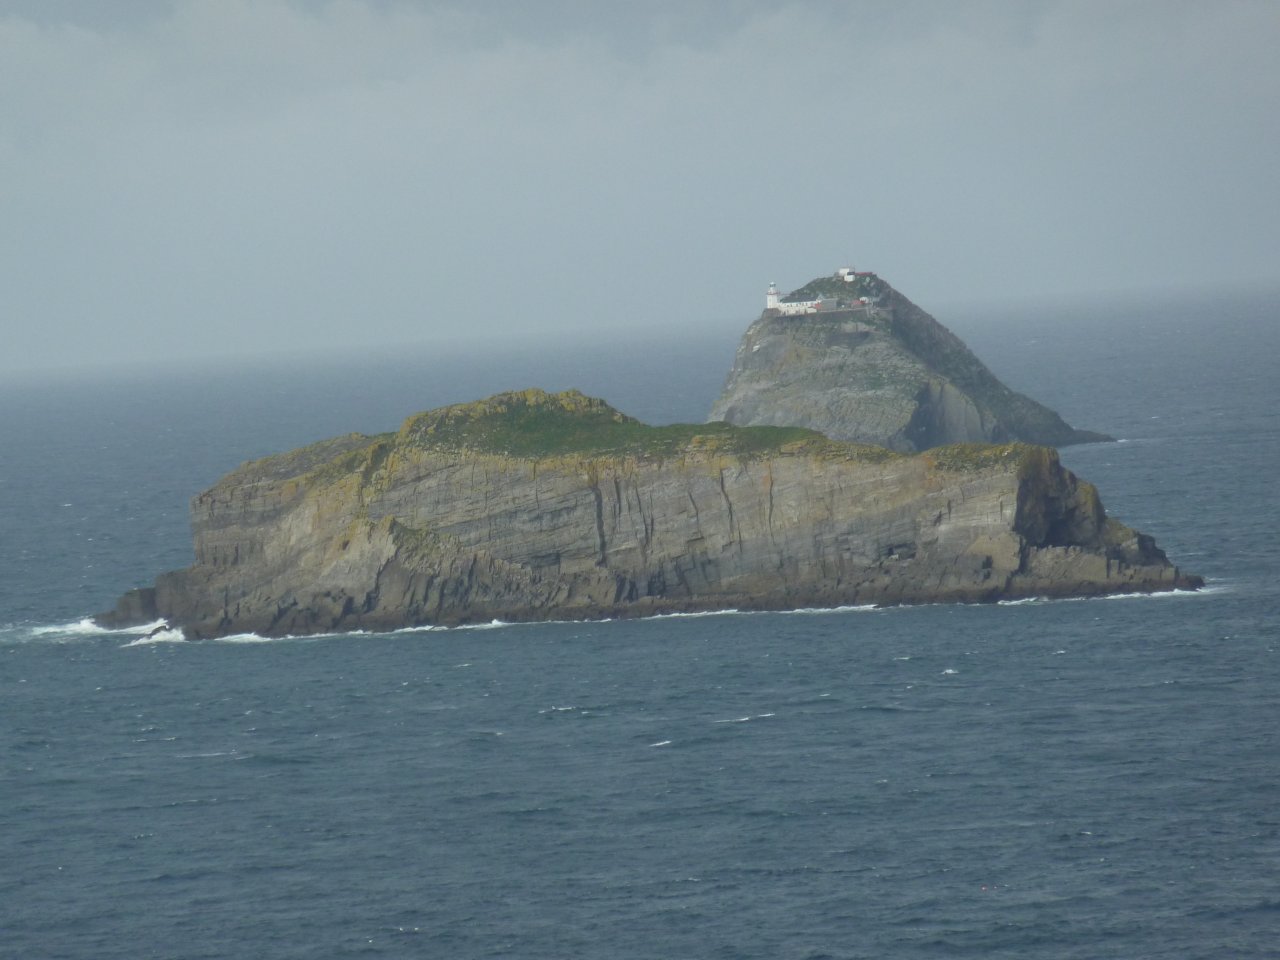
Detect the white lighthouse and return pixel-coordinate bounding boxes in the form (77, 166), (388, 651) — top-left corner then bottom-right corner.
(765, 282), (780, 311)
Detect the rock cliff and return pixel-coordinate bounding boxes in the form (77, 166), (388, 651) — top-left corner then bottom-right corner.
(97, 389), (1197, 639)
(709, 272), (1112, 452)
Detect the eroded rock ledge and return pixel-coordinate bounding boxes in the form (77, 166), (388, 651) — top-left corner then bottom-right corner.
(98, 389), (1199, 638)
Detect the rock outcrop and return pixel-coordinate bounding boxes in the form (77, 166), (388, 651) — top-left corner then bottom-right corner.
(97, 389), (1197, 639)
(709, 272), (1112, 452)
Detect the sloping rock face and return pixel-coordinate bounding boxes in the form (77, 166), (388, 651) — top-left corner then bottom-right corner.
(98, 390), (1196, 639)
(709, 273), (1112, 452)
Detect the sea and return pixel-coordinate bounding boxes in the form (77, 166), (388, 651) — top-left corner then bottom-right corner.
(2, 291), (1278, 959)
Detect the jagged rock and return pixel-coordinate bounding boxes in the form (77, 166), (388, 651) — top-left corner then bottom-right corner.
(96, 389), (1197, 639)
(709, 272), (1112, 451)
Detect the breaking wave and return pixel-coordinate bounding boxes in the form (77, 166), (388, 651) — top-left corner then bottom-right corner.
(998, 586), (1218, 607)
(30, 617), (167, 637)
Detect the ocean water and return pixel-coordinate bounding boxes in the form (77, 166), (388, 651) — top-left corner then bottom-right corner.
(2, 295), (1278, 958)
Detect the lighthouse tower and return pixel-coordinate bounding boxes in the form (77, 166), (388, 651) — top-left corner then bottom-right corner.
(765, 282), (780, 311)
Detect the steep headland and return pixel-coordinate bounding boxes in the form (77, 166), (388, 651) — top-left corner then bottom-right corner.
(709, 271), (1112, 452)
(98, 389), (1196, 639)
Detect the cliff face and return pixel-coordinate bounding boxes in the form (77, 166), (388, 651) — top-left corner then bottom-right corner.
(709, 273), (1112, 452)
(98, 390), (1196, 639)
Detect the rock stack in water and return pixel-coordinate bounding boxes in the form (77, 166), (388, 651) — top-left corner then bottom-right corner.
(98, 389), (1197, 638)
(710, 271), (1111, 452)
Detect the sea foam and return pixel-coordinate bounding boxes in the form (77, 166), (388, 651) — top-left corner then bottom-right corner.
(997, 587), (1212, 607)
(31, 617), (167, 637)
(120, 627), (186, 646)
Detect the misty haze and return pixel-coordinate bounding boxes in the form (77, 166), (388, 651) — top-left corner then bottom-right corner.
(3, 3), (1278, 959)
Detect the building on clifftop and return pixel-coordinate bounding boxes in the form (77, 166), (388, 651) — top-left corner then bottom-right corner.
(765, 279), (843, 316)
(765, 267), (882, 315)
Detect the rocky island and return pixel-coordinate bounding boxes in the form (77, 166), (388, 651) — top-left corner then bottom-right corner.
(98, 388), (1199, 639)
(711, 269), (1112, 451)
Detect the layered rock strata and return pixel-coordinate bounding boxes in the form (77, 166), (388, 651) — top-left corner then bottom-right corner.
(710, 272), (1112, 451)
(98, 390), (1198, 639)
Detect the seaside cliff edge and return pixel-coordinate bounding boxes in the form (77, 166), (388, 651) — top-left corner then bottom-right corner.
(97, 389), (1200, 639)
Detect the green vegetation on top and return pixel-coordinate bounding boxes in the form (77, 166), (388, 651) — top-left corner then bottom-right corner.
(924, 442), (1036, 473)
(786, 272), (885, 303)
(225, 432), (383, 486)
(396, 388), (896, 461)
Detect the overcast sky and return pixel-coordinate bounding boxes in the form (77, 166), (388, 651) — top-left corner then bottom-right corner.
(3, 0), (1278, 375)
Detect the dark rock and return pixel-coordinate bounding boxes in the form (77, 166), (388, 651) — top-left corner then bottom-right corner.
(710, 272), (1113, 451)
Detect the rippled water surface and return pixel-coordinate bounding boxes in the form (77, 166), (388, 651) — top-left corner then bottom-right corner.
(3, 296), (1278, 958)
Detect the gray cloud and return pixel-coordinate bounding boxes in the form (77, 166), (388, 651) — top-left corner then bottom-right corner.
(3, 0), (1278, 375)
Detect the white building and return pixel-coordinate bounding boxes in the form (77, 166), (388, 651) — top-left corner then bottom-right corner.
(767, 268), (877, 314)
(766, 281), (840, 315)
